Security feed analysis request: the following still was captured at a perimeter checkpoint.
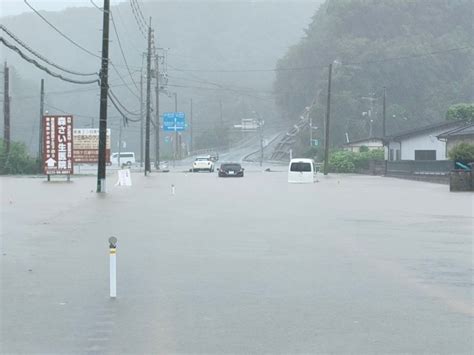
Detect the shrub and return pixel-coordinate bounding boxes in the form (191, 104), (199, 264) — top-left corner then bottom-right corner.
(329, 150), (355, 173)
(0, 139), (38, 175)
(328, 149), (384, 173)
(448, 142), (474, 163)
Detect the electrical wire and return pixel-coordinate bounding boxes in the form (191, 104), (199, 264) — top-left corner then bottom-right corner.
(131, 0), (148, 31)
(108, 89), (141, 116)
(168, 46), (473, 73)
(24, 0), (141, 98)
(23, 0), (102, 59)
(0, 37), (100, 85)
(129, 0), (147, 39)
(0, 25), (98, 77)
(110, 10), (140, 92)
(108, 90), (141, 124)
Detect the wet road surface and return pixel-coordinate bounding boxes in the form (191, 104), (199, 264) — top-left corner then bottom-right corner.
(1, 170), (472, 353)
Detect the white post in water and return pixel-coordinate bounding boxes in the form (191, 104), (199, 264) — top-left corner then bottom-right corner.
(108, 236), (117, 298)
(171, 184), (175, 195)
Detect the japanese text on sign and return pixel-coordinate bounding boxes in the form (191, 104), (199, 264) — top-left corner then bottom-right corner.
(43, 116), (74, 175)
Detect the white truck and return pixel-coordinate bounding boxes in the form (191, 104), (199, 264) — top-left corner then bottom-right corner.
(192, 155), (215, 172)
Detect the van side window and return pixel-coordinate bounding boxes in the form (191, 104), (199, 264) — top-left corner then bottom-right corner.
(290, 162), (312, 172)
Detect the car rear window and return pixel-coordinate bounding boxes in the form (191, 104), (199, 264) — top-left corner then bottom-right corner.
(221, 164), (241, 170)
(290, 162), (312, 172)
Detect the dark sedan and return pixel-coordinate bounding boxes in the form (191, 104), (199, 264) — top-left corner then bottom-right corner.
(218, 163), (244, 177)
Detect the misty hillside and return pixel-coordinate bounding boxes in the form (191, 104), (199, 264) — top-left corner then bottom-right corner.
(274, 0), (474, 147)
(1, 0), (320, 153)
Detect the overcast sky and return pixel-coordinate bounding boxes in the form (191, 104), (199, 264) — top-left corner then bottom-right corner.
(0, 0), (127, 17)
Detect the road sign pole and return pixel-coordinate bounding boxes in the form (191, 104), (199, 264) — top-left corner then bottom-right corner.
(108, 237), (117, 298)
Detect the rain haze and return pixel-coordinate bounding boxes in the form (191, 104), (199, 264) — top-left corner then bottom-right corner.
(0, 0), (473, 353)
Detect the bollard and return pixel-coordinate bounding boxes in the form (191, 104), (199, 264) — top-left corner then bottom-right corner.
(108, 236), (117, 298)
(171, 184), (175, 195)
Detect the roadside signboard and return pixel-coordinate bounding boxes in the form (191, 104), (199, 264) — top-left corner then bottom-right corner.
(163, 112), (186, 132)
(73, 128), (111, 164)
(43, 115), (74, 175)
(241, 118), (259, 131)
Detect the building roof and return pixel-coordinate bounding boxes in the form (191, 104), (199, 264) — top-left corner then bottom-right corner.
(437, 123), (474, 139)
(388, 121), (466, 141)
(343, 137), (384, 146)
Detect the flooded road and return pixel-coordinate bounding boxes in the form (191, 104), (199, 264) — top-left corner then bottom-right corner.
(1, 170), (472, 353)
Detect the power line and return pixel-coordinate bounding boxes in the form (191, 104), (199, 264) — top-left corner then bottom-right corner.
(128, 0), (147, 39)
(165, 83), (274, 102)
(131, 0), (148, 31)
(0, 25), (98, 77)
(168, 46), (473, 73)
(0, 37), (100, 85)
(23, 0), (102, 59)
(110, 10), (140, 92)
(108, 90), (141, 123)
(110, 64), (140, 99)
(108, 88), (140, 116)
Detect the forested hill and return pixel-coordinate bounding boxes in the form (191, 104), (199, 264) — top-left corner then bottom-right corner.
(274, 0), (473, 146)
(1, 1), (320, 153)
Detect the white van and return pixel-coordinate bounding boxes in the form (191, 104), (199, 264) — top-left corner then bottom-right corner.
(288, 158), (317, 183)
(110, 152), (136, 167)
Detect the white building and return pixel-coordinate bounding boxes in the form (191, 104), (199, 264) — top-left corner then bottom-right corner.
(385, 121), (465, 161)
(343, 138), (384, 153)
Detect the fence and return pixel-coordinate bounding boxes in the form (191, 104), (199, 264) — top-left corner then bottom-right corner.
(386, 160), (454, 184)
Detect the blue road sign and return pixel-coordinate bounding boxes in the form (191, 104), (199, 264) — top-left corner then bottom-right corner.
(163, 112), (186, 132)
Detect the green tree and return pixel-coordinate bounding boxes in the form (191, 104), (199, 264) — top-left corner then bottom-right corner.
(274, 0), (473, 146)
(0, 139), (38, 175)
(446, 103), (474, 122)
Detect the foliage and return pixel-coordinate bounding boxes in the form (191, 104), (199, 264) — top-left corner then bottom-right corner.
(0, 139), (38, 175)
(446, 103), (474, 122)
(328, 150), (355, 173)
(359, 145), (369, 153)
(302, 146), (320, 159)
(274, 0), (473, 146)
(329, 149), (384, 172)
(448, 143), (474, 163)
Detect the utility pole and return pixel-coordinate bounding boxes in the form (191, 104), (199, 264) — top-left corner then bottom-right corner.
(382, 86), (386, 138)
(96, 0), (110, 193)
(323, 62), (333, 176)
(144, 19), (152, 175)
(140, 71), (143, 167)
(259, 119), (264, 167)
(309, 114), (313, 148)
(190, 98), (193, 153)
(118, 120), (122, 167)
(219, 99), (224, 148)
(38, 79), (44, 171)
(3, 62), (10, 154)
(173, 92), (178, 163)
(154, 54), (160, 169)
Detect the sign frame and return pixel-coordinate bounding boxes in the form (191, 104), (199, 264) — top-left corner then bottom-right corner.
(163, 112), (186, 132)
(43, 115), (74, 175)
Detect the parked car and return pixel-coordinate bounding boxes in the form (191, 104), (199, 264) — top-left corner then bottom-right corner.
(192, 156), (215, 172)
(288, 158), (317, 183)
(218, 163), (244, 177)
(110, 152), (136, 167)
